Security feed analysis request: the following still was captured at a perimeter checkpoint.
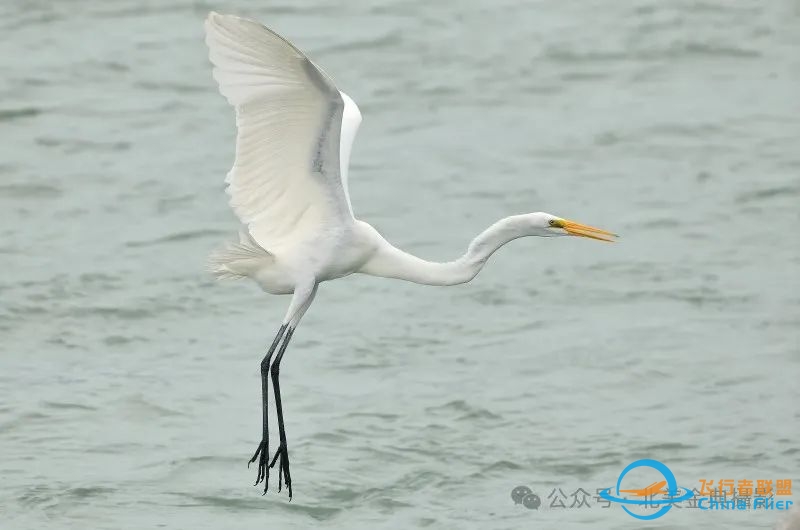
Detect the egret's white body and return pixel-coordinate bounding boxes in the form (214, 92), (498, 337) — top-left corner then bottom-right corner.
(221, 222), (376, 295)
(203, 12), (616, 499)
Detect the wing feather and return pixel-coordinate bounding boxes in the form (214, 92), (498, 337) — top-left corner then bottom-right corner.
(339, 91), (362, 216)
(204, 12), (360, 249)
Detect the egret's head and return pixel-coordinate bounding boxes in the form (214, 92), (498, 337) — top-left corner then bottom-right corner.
(527, 212), (617, 242)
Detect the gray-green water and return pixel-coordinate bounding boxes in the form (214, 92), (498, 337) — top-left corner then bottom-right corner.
(1, 1), (799, 528)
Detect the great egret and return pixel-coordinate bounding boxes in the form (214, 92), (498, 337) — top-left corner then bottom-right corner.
(203, 12), (617, 499)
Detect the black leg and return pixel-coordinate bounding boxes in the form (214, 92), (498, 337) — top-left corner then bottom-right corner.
(248, 323), (287, 493)
(269, 326), (295, 499)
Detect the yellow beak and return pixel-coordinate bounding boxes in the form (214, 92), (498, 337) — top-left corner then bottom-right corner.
(554, 219), (618, 242)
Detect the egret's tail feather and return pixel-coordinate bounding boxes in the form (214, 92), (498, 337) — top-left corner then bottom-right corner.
(208, 229), (271, 280)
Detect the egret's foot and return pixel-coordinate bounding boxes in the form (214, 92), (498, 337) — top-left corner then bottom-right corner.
(269, 443), (292, 499)
(248, 439), (270, 493)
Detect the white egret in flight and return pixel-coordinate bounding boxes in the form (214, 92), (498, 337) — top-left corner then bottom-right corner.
(203, 12), (617, 499)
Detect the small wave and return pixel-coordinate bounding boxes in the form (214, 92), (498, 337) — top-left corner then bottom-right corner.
(541, 460), (619, 478)
(426, 399), (472, 414)
(35, 136), (131, 153)
(76, 306), (154, 320)
(318, 30), (402, 55)
(0, 183), (62, 199)
(78, 272), (122, 287)
(167, 492), (342, 518)
(643, 122), (722, 138)
(543, 41), (759, 64)
(103, 334), (150, 346)
(621, 288), (754, 308)
(474, 460), (523, 476)
(116, 394), (184, 418)
(425, 399), (502, 422)
(559, 70), (612, 82)
(0, 412), (50, 434)
(126, 229), (229, 247)
(736, 185), (799, 204)
(41, 401), (96, 411)
(393, 469), (445, 491)
(641, 441), (697, 452)
(162, 454), (243, 469)
(66, 486), (115, 499)
(335, 361), (393, 371)
(0, 107), (41, 121)
(704, 453), (766, 465)
(134, 81), (207, 93)
(16, 483), (113, 510)
(712, 375), (761, 387)
(639, 218), (683, 229)
(680, 41), (760, 58)
(310, 430), (350, 443)
(465, 288), (512, 306)
(346, 411), (401, 422)
(543, 47), (627, 63)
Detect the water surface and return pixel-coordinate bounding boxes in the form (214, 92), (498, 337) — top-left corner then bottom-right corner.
(1, 1), (799, 528)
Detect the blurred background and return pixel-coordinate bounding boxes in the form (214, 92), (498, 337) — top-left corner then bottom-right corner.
(1, 0), (798, 528)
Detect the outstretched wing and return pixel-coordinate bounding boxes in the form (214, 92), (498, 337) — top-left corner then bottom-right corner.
(204, 12), (361, 249)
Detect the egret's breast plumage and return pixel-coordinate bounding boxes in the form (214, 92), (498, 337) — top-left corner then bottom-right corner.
(249, 222), (380, 293)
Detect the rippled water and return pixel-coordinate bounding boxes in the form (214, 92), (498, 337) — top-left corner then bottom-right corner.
(1, 1), (799, 529)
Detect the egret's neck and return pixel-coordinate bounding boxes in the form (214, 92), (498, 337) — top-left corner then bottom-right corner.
(358, 216), (531, 286)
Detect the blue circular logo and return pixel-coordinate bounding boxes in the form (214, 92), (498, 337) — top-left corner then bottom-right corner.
(598, 459), (694, 520)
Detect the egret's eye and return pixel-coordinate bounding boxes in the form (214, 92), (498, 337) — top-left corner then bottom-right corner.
(548, 219), (556, 226)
